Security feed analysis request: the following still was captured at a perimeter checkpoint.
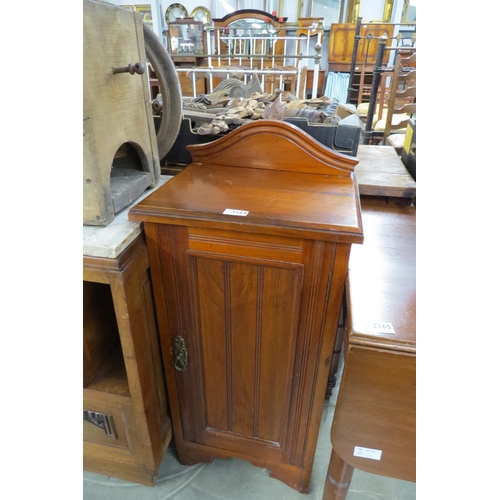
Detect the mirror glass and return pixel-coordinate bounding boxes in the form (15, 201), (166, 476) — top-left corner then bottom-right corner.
(228, 18), (274, 32)
(311, 0), (341, 26)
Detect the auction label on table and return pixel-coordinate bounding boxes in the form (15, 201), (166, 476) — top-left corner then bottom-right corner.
(353, 446), (382, 460)
(364, 322), (395, 334)
(223, 209), (249, 216)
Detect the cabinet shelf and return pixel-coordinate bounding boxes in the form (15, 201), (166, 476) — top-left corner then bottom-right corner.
(84, 347), (130, 398)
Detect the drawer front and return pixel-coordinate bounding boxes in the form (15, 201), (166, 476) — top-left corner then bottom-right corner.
(83, 391), (134, 450)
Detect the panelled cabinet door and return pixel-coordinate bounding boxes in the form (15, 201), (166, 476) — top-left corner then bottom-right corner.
(146, 223), (351, 491)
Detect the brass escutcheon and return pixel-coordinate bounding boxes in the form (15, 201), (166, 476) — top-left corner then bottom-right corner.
(174, 335), (188, 371)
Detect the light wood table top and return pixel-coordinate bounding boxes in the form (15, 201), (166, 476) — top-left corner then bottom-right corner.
(347, 199), (416, 352)
(322, 199), (416, 500)
(355, 145), (416, 199)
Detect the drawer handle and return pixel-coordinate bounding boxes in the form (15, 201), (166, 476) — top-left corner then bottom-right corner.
(174, 335), (188, 371)
(83, 410), (117, 438)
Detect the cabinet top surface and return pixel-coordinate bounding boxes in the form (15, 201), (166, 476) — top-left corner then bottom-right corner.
(129, 163), (363, 243)
(129, 121), (363, 243)
(347, 199), (416, 353)
(83, 176), (172, 258)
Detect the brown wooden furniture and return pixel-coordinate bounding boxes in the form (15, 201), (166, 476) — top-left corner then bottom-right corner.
(382, 50), (416, 144)
(297, 17), (324, 38)
(165, 18), (206, 96)
(322, 199), (416, 500)
(129, 120), (364, 493)
(362, 47), (416, 145)
(355, 144), (416, 204)
(328, 22), (394, 107)
(325, 145), (415, 399)
(328, 23), (394, 73)
(213, 9), (287, 57)
(170, 54), (207, 96)
(208, 9), (293, 95)
(83, 232), (172, 485)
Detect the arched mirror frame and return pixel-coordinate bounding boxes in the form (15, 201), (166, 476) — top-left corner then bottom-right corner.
(213, 9), (287, 55)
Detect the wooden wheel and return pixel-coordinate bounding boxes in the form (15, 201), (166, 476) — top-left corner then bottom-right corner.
(143, 23), (182, 160)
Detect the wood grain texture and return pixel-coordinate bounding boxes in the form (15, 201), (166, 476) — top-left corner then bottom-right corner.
(187, 120), (358, 174)
(83, 233), (171, 484)
(355, 145), (416, 199)
(83, 0), (159, 225)
(132, 121), (363, 492)
(328, 23), (394, 72)
(322, 200), (416, 500)
(348, 200), (416, 351)
(83, 281), (121, 388)
(331, 347), (416, 480)
(382, 52), (417, 144)
(129, 122), (363, 244)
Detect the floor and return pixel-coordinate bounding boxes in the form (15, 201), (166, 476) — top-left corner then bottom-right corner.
(83, 357), (416, 500)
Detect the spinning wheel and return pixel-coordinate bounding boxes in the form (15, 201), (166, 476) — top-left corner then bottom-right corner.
(143, 23), (182, 160)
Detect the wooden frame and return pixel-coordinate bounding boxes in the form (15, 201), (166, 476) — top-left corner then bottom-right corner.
(233, 37), (248, 56)
(167, 19), (205, 55)
(190, 5), (211, 25)
(83, 235), (172, 485)
(345, 0), (394, 23)
(165, 3), (188, 23)
(253, 37), (268, 55)
(213, 9), (287, 56)
(135, 4), (153, 26)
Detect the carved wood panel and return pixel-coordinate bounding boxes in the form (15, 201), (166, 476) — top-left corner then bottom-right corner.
(188, 254), (303, 450)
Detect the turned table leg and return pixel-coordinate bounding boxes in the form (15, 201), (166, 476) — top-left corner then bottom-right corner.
(322, 449), (354, 500)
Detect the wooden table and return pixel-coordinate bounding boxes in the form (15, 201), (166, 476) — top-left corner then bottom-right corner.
(325, 146), (415, 398)
(322, 199), (416, 500)
(355, 145), (416, 203)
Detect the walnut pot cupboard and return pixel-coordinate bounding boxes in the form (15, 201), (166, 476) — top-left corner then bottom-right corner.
(129, 121), (364, 492)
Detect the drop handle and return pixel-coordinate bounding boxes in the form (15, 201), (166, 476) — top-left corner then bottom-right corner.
(174, 335), (188, 371)
(112, 62), (145, 75)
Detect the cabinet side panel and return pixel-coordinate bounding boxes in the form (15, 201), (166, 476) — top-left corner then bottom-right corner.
(196, 258), (228, 431)
(285, 240), (341, 467)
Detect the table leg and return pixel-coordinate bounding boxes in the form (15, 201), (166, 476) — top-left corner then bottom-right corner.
(322, 449), (354, 500)
(326, 290), (346, 399)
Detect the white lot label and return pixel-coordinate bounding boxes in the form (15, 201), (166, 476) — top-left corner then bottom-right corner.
(353, 446), (382, 460)
(223, 209), (249, 216)
(364, 322), (395, 334)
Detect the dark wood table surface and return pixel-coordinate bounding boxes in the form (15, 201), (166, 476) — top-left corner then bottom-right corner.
(355, 145), (416, 201)
(322, 199), (416, 500)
